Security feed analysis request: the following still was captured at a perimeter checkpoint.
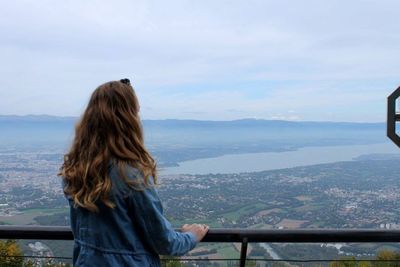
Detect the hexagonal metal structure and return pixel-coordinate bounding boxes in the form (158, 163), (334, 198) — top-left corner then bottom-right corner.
(387, 86), (400, 148)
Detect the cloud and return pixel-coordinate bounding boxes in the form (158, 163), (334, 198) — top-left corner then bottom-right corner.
(0, 0), (399, 121)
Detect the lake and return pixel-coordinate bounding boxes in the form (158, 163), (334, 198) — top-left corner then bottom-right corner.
(161, 142), (400, 175)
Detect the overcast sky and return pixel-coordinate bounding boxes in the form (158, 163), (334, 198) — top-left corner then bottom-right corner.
(0, 0), (399, 122)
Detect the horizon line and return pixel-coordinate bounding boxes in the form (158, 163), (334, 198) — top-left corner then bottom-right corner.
(0, 114), (385, 124)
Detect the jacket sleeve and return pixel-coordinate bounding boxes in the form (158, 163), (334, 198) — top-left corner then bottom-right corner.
(128, 180), (198, 256)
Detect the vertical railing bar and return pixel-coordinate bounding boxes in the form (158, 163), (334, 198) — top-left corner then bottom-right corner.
(240, 237), (248, 267)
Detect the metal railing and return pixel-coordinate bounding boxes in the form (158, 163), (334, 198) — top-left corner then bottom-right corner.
(1, 225), (400, 267)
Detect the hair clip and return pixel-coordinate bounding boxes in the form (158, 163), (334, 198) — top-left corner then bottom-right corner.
(120, 78), (131, 85)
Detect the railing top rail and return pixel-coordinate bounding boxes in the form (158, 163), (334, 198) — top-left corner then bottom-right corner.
(1, 225), (400, 243)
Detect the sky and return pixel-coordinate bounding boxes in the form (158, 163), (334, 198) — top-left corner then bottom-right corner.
(0, 0), (400, 122)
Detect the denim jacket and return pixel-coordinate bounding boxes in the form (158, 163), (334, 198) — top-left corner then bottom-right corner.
(68, 165), (198, 266)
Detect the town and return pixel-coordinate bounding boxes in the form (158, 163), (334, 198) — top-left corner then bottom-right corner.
(1, 149), (400, 263)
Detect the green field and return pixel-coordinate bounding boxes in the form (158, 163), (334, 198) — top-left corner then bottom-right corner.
(0, 208), (67, 225)
(218, 203), (269, 221)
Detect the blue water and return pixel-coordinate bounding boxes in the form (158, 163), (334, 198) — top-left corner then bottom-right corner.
(161, 142), (400, 175)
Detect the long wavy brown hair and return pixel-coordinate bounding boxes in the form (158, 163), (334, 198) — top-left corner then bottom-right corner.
(59, 80), (157, 212)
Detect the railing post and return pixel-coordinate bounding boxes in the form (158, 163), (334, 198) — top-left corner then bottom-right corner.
(240, 237), (248, 267)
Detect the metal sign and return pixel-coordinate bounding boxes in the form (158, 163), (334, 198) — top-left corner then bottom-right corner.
(387, 86), (400, 148)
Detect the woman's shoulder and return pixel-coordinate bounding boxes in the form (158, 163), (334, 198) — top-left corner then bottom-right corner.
(109, 162), (150, 194)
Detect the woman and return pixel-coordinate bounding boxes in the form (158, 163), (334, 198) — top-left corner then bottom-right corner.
(59, 79), (209, 266)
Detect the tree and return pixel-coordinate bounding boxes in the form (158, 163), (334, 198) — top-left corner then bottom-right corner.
(374, 250), (400, 267)
(329, 256), (358, 267)
(0, 240), (24, 267)
(359, 261), (372, 267)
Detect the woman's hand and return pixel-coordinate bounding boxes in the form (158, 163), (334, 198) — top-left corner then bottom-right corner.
(181, 223), (209, 242)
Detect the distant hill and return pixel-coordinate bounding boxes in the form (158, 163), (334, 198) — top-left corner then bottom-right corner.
(0, 114), (384, 128)
(0, 115), (387, 165)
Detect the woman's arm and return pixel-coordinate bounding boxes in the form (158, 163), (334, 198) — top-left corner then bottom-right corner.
(128, 180), (198, 256)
